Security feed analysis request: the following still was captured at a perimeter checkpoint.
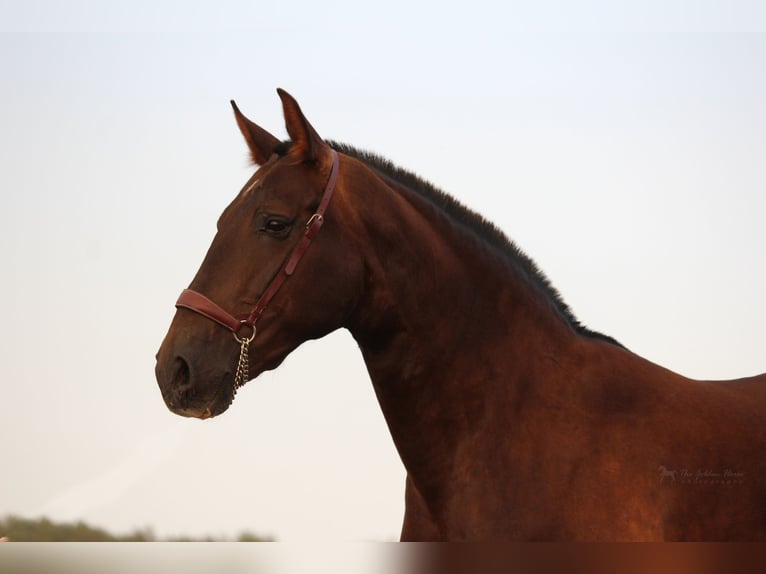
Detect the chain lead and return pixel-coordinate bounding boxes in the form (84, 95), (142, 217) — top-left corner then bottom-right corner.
(233, 322), (256, 393)
(234, 337), (249, 389)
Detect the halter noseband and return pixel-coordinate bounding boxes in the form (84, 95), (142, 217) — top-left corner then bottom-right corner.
(175, 149), (340, 342)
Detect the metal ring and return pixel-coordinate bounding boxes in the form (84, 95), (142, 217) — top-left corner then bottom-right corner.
(233, 321), (256, 344)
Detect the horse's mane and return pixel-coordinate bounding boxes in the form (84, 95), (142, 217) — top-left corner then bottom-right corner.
(287, 140), (622, 348)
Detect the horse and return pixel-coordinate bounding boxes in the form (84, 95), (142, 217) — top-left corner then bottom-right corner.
(657, 466), (677, 484)
(155, 89), (766, 541)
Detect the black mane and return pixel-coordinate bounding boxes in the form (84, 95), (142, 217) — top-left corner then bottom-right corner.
(323, 141), (622, 348)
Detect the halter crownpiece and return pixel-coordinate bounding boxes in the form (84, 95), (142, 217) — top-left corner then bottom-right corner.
(175, 149), (340, 339)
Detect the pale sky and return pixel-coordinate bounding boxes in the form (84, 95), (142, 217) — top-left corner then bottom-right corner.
(1, 1), (765, 542)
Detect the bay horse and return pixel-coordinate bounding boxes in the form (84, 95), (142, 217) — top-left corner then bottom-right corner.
(155, 89), (766, 541)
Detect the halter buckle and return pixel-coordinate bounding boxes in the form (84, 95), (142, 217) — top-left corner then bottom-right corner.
(306, 213), (324, 231)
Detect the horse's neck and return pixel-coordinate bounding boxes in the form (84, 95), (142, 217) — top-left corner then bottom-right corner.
(343, 172), (578, 488)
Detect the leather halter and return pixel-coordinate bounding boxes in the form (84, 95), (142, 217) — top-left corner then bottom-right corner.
(175, 149), (340, 338)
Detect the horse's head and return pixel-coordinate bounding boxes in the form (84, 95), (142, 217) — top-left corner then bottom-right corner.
(155, 90), (364, 418)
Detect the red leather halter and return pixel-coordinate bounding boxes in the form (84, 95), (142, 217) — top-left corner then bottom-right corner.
(175, 149), (340, 339)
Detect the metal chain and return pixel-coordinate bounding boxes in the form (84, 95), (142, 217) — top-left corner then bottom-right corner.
(233, 323), (256, 392)
(234, 337), (250, 390)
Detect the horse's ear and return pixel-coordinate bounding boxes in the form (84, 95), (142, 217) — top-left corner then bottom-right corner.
(230, 100), (281, 166)
(277, 88), (332, 166)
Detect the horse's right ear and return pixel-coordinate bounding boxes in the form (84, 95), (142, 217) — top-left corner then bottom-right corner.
(231, 100), (281, 166)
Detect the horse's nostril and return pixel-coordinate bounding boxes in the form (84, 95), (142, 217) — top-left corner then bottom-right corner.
(172, 356), (191, 390)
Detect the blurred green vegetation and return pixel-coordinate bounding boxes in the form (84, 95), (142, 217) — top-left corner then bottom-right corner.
(0, 515), (272, 542)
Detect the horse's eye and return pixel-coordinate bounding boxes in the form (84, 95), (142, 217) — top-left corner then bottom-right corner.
(263, 217), (291, 236)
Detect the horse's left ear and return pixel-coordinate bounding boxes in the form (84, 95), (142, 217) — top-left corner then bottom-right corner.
(231, 100), (281, 165)
(277, 88), (332, 166)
